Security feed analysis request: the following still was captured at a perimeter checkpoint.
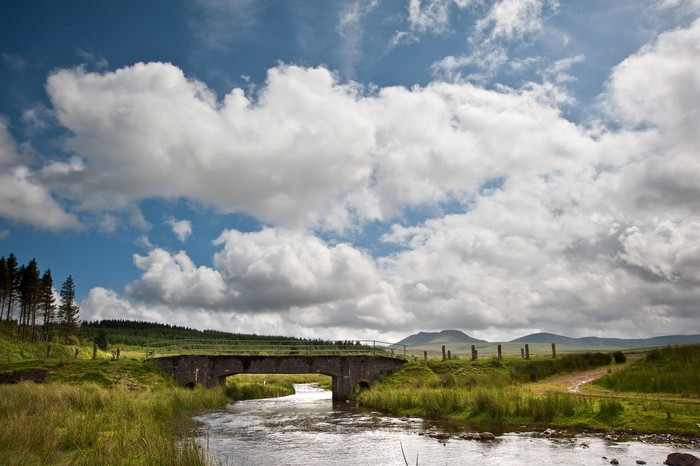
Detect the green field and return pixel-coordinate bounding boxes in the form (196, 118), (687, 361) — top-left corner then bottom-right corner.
(357, 347), (700, 435)
(2, 321), (699, 464)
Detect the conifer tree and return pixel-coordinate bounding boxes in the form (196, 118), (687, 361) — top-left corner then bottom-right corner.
(58, 275), (80, 341)
(19, 259), (41, 341)
(40, 269), (56, 337)
(2, 253), (18, 321)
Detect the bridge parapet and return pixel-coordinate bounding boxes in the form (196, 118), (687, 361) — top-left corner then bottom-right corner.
(149, 354), (406, 401)
(144, 339), (406, 359)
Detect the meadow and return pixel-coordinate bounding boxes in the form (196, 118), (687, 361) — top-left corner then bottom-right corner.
(357, 348), (700, 435)
(2, 318), (699, 465)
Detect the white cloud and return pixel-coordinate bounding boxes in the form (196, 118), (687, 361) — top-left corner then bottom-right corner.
(476, 0), (556, 42)
(126, 248), (230, 308)
(46, 62), (375, 229)
(336, 0), (380, 78)
(166, 217), (193, 242)
(0, 119), (81, 230)
(17, 14), (700, 340)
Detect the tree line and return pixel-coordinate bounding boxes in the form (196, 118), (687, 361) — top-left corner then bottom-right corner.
(81, 319), (371, 348)
(0, 253), (80, 343)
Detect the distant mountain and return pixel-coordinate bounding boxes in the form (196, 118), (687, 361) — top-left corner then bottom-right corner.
(510, 332), (700, 347)
(395, 330), (487, 347)
(395, 329), (700, 349)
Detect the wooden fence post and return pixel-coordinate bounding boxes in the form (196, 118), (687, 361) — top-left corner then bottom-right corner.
(552, 343), (556, 358)
(525, 344), (530, 359)
(497, 344), (502, 359)
(442, 345), (446, 361)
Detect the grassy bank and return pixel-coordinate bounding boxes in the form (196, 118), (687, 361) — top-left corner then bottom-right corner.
(0, 330), (329, 465)
(357, 348), (700, 435)
(0, 381), (228, 465)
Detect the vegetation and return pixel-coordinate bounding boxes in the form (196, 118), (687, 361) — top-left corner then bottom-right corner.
(592, 345), (700, 395)
(0, 318), (336, 465)
(1, 253), (81, 344)
(358, 348), (700, 435)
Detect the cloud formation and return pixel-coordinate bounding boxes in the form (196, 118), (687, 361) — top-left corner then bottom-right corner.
(3, 4), (699, 341)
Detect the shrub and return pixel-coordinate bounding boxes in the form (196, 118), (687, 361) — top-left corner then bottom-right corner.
(66, 335), (80, 346)
(597, 398), (624, 419)
(612, 351), (626, 363)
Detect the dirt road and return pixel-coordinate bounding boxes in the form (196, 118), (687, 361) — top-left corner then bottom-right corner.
(530, 364), (625, 394)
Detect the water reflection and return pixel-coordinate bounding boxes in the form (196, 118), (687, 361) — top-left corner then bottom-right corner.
(194, 384), (696, 466)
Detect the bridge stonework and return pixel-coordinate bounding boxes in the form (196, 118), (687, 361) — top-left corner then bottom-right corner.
(151, 355), (406, 401)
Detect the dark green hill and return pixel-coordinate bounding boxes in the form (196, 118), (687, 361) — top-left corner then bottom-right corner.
(81, 319), (336, 347)
(395, 329), (487, 347)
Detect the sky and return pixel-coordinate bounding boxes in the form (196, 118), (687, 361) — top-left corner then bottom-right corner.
(1, 0), (699, 343)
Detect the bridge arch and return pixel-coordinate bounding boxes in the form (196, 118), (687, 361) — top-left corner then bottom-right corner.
(150, 354), (406, 401)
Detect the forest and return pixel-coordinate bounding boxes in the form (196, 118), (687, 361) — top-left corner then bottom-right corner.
(80, 319), (359, 347)
(0, 253), (80, 344)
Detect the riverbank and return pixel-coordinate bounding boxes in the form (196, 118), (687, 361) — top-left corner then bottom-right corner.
(356, 347), (700, 438)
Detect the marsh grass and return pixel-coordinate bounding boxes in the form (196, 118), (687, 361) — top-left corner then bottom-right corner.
(0, 382), (228, 465)
(358, 349), (700, 434)
(593, 345), (700, 395)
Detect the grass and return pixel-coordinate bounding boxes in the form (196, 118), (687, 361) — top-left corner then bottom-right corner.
(226, 373), (331, 399)
(0, 330), (333, 465)
(592, 345), (700, 395)
(0, 381), (229, 465)
(358, 349), (700, 435)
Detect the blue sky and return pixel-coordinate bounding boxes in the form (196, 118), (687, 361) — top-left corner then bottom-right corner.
(1, 0), (699, 342)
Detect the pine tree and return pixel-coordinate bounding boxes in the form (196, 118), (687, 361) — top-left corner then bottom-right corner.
(2, 253), (18, 321)
(0, 257), (8, 320)
(58, 275), (80, 341)
(40, 269), (56, 338)
(19, 259), (41, 341)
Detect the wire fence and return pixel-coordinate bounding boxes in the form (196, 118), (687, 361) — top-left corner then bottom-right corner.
(144, 339), (407, 359)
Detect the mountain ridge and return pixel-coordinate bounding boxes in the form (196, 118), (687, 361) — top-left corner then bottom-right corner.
(396, 329), (700, 348)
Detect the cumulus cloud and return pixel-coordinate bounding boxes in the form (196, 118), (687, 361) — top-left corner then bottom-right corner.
(0, 119), (81, 230)
(46, 62), (375, 229)
(19, 13), (700, 340)
(166, 217), (193, 241)
(116, 229), (411, 336)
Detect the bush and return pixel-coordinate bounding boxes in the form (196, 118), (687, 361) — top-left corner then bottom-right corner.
(612, 351), (626, 363)
(66, 335), (80, 346)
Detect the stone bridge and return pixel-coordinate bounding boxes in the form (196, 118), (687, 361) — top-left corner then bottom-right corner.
(150, 354), (406, 401)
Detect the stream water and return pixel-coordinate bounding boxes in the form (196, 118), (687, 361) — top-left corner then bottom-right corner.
(194, 384), (698, 465)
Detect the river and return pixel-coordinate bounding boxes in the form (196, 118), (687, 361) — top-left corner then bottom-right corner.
(194, 384), (698, 465)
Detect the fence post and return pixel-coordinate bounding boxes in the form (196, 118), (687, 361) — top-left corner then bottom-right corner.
(93, 344), (98, 359)
(497, 344), (502, 359)
(447, 350), (451, 360)
(471, 345), (476, 360)
(552, 343), (556, 358)
(521, 348), (524, 358)
(442, 345), (446, 361)
(424, 351), (428, 361)
(525, 344), (530, 359)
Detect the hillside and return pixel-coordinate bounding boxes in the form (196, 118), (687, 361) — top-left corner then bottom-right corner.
(394, 329), (700, 357)
(80, 319), (347, 347)
(510, 332), (700, 347)
(395, 329), (487, 347)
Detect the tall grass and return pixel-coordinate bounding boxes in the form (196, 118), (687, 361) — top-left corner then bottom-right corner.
(593, 345), (700, 395)
(357, 384), (600, 424)
(0, 382), (229, 465)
